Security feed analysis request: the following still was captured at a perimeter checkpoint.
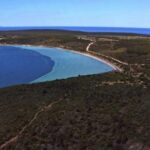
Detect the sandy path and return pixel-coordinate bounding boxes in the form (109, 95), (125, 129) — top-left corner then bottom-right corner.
(0, 99), (62, 150)
(85, 41), (128, 72)
(86, 41), (95, 52)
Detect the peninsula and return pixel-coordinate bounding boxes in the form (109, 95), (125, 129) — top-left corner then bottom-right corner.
(0, 30), (149, 150)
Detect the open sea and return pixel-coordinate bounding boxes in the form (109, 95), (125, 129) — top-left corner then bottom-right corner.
(0, 27), (150, 35)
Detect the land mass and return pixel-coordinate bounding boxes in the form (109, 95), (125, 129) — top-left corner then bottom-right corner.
(0, 30), (150, 150)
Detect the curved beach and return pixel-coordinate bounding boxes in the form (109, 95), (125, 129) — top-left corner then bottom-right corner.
(12, 45), (114, 83)
(16, 44), (122, 72)
(0, 43), (121, 72)
(65, 49), (121, 72)
(0, 44), (121, 88)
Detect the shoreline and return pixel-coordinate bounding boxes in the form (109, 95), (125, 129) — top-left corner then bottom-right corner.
(62, 48), (122, 72)
(0, 44), (122, 72)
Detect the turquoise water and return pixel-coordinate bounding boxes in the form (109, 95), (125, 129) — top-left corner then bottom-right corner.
(0, 45), (113, 88)
(18, 46), (113, 83)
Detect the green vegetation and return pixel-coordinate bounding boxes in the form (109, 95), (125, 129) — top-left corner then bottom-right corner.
(90, 37), (150, 78)
(0, 73), (149, 150)
(0, 30), (89, 51)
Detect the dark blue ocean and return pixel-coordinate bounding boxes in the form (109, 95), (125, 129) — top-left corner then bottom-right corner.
(0, 27), (150, 35)
(0, 46), (54, 88)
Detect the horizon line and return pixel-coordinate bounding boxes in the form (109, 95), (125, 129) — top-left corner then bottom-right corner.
(0, 26), (150, 29)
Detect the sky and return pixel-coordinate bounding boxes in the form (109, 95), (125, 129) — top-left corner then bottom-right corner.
(0, 0), (150, 28)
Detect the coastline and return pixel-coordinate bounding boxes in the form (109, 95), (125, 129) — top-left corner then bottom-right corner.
(0, 44), (122, 72)
(61, 48), (122, 72)
(0, 31), (149, 150)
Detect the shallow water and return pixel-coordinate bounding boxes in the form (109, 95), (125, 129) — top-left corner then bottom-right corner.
(0, 45), (113, 88)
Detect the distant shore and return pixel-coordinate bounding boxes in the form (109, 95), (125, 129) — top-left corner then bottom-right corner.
(0, 27), (150, 35)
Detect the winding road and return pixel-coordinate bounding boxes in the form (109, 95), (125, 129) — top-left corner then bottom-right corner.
(86, 41), (95, 52)
(86, 41), (128, 70)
